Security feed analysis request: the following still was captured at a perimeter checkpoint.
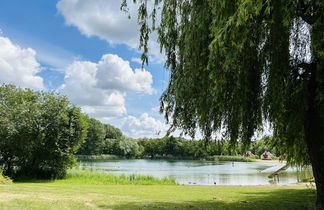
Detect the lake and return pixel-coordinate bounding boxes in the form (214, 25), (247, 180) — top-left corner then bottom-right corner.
(79, 159), (312, 185)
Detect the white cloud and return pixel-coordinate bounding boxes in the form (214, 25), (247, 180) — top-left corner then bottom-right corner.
(60, 54), (154, 117)
(131, 57), (142, 64)
(57, 0), (138, 46)
(81, 103), (126, 119)
(57, 0), (164, 63)
(96, 54), (154, 94)
(0, 33), (166, 138)
(34, 43), (78, 71)
(0, 36), (44, 89)
(122, 113), (169, 138)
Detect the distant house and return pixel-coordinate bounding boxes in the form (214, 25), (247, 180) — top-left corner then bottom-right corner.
(261, 151), (273, 159)
(244, 151), (254, 157)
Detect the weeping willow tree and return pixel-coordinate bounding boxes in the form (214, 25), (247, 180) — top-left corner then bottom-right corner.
(123, 0), (324, 208)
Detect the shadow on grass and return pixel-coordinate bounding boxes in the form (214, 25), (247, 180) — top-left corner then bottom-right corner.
(13, 178), (57, 184)
(97, 188), (316, 210)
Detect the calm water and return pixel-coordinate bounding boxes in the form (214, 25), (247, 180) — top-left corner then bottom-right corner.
(79, 159), (311, 185)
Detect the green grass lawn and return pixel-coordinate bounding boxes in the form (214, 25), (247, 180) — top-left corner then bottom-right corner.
(0, 182), (315, 209)
(0, 168), (316, 209)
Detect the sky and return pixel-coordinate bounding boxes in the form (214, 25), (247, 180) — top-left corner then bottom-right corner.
(0, 0), (172, 138)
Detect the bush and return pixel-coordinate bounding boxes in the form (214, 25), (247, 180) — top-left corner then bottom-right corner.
(0, 85), (88, 179)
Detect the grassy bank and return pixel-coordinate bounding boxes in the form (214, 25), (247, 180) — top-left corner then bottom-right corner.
(0, 181), (315, 209)
(16, 168), (177, 185)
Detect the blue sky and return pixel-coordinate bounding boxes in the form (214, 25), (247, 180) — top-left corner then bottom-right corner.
(0, 0), (171, 138)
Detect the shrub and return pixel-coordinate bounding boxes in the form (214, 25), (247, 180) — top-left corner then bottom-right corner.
(0, 85), (88, 179)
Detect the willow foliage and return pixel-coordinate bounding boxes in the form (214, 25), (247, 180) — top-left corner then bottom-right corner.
(123, 0), (323, 163)
(124, 1), (323, 206)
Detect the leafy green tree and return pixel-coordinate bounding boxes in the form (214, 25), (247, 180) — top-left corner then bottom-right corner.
(101, 124), (123, 154)
(78, 118), (106, 155)
(126, 0), (324, 207)
(0, 85), (41, 177)
(250, 140), (268, 156)
(0, 85), (88, 179)
(118, 137), (141, 158)
(163, 136), (178, 156)
(76, 117), (123, 155)
(102, 138), (120, 155)
(249, 136), (280, 156)
(140, 138), (165, 157)
(104, 124), (123, 139)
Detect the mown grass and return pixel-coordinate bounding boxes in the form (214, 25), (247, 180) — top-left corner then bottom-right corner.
(0, 182), (315, 209)
(57, 168), (177, 185)
(0, 168), (316, 209)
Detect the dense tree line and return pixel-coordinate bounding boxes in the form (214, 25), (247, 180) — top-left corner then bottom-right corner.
(86, 135), (280, 159)
(77, 118), (123, 155)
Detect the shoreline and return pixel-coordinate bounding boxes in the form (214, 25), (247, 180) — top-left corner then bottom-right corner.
(76, 155), (285, 163)
(183, 182), (315, 187)
(253, 159), (286, 163)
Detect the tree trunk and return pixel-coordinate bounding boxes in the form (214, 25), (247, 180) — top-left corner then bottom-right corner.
(304, 62), (324, 210)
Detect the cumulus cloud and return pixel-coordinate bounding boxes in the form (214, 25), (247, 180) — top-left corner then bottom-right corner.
(57, 0), (164, 63)
(0, 36), (44, 89)
(96, 54), (154, 94)
(57, 0), (138, 45)
(60, 54), (154, 117)
(122, 113), (169, 138)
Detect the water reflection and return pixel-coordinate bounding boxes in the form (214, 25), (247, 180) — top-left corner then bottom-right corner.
(79, 159), (312, 185)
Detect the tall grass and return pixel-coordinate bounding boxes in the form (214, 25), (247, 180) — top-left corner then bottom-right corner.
(75, 154), (121, 161)
(57, 168), (177, 185)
